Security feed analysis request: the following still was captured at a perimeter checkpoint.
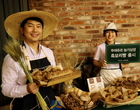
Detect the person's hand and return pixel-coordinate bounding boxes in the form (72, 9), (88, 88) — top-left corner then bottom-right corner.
(27, 82), (39, 94)
(101, 60), (107, 67)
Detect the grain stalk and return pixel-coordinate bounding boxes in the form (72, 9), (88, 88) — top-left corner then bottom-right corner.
(3, 38), (49, 110)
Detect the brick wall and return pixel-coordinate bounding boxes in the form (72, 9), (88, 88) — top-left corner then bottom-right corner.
(29, 0), (140, 75)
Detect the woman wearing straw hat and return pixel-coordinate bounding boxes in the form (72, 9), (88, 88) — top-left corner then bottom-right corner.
(1, 9), (64, 110)
(93, 23), (122, 87)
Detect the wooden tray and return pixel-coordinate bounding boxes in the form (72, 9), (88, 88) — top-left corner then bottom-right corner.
(35, 69), (81, 86)
(99, 96), (137, 106)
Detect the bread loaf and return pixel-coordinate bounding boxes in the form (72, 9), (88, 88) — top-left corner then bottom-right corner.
(45, 68), (73, 79)
(60, 87), (97, 110)
(31, 65), (73, 81)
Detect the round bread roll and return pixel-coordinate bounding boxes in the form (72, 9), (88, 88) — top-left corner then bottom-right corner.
(87, 101), (94, 108)
(80, 95), (91, 102)
(77, 89), (83, 96)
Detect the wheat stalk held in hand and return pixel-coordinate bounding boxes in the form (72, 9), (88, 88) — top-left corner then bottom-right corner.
(3, 38), (49, 110)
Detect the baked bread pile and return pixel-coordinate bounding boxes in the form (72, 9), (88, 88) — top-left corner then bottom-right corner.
(100, 86), (138, 105)
(60, 87), (98, 110)
(31, 65), (73, 82)
(112, 76), (140, 90)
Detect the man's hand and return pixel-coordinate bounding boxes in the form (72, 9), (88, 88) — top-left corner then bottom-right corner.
(27, 83), (39, 94)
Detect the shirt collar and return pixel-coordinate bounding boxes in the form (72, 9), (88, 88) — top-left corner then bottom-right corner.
(105, 41), (115, 45)
(23, 41), (42, 55)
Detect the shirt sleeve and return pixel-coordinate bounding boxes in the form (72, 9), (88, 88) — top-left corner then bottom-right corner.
(94, 46), (101, 61)
(1, 54), (29, 98)
(43, 46), (56, 66)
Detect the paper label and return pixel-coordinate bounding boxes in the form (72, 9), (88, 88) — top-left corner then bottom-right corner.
(87, 76), (104, 93)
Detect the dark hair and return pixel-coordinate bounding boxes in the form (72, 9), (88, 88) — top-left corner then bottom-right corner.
(103, 30), (118, 36)
(20, 17), (44, 28)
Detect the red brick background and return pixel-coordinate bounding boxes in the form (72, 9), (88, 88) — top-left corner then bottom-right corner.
(29, 0), (140, 75)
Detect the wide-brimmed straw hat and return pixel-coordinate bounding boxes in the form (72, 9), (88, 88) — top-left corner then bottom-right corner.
(4, 9), (58, 40)
(103, 23), (118, 32)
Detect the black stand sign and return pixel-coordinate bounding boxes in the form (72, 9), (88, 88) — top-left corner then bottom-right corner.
(106, 44), (140, 64)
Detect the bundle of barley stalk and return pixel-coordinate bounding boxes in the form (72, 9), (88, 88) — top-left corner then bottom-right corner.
(59, 52), (84, 93)
(60, 52), (84, 69)
(3, 38), (49, 110)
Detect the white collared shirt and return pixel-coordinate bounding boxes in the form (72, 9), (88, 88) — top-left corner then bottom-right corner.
(94, 42), (120, 68)
(1, 43), (56, 98)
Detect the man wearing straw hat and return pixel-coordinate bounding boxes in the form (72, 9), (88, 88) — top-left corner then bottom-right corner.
(93, 23), (122, 87)
(1, 9), (64, 110)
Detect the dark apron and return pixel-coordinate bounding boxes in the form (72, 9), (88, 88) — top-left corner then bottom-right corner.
(12, 57), (56, 110)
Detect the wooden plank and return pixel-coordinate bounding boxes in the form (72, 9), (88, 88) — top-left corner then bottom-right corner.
(48, 70), (81, 86)
(35, 70), (81, 86)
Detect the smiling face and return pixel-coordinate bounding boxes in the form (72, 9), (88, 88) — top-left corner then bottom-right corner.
(20, 19), (43, 44)
(104, 30), (117, 44)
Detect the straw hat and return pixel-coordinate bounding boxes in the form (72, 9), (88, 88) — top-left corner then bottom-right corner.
(104, 23), (118, 32)
(4, 9), (58, 40)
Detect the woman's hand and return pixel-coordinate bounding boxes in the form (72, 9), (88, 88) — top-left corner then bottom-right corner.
(93, 59), (107, 68)
(101, 60), (107, 67)
(27, 82), (39, 94)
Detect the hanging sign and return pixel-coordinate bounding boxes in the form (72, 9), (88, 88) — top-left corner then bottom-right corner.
(106, 43), (140, 64)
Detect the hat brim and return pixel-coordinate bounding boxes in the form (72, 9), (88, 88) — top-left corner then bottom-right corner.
(4, 9), (58, 40)
(104, 29), (118, 32)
